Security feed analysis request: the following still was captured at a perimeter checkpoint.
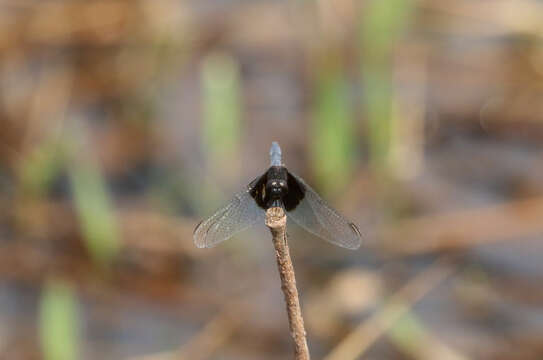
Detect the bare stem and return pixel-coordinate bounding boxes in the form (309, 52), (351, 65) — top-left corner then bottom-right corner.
(265, 207), (310, 360)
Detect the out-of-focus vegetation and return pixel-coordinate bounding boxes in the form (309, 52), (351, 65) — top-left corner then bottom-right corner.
(1, 0), (543, 359)
(311, 64), (355, 195)
(200, 52), (242, 211)
(67, 131), (120, 266)
(360, 0), (413, 174)
(39, 280), (79, 360)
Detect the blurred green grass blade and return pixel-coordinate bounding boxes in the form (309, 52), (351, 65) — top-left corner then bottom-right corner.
(39, 280), (79, 360)
(20, 142), (64, 196)
(68, 141), (119, 266)
(201, 52), (241, 178)
(364, 71), (394, 171)
(388, 311), (426, 356)
(389, 312), (469, 360)
(360, 0), (412, 62)
(311, 65), (355, 194)
(359, 0), (413, 172)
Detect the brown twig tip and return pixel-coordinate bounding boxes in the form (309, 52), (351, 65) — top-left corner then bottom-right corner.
(265, 206), (310, 360)
(265, 207), (287, 228)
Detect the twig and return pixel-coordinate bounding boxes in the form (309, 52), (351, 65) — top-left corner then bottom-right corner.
(265, 207), (310, 360)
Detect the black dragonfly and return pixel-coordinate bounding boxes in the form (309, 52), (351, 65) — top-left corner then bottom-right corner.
(193, 142), (361, 249)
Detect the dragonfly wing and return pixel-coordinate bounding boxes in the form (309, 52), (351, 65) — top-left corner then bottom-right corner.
(286, 171), (361, 250)
(193, 178), (266, 248)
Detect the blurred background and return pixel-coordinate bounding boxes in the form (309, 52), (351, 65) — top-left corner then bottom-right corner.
(1, 0), (543, 359)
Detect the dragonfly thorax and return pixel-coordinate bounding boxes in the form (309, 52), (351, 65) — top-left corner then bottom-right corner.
(265, 166), (289, 207)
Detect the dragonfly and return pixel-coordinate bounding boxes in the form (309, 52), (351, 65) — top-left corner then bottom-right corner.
(193, 142), (361, 249)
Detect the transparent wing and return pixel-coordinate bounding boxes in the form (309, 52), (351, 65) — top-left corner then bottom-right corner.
(193, 186), (265, 248)
(286, 172), (362, 249)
